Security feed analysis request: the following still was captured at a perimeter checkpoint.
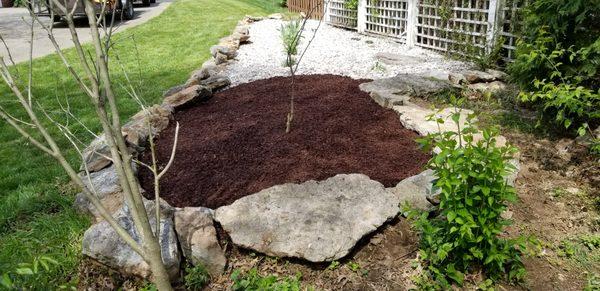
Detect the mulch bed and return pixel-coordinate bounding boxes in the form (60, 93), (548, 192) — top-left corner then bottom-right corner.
(139, 74), (430, 209)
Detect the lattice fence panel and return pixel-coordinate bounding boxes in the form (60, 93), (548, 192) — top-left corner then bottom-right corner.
(499, 0), (527, 60)
(416, 0), (490, 57)
(364, 0), (410, 41)
(327, 0), (358, 29)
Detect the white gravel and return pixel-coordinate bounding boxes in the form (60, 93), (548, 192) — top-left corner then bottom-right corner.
(224, 19), (471, 86)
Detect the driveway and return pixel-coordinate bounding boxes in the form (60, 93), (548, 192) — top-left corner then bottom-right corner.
(0, 0), (171, 64)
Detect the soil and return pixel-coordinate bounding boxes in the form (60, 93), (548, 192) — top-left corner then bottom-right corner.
(138, 74), (431, 208)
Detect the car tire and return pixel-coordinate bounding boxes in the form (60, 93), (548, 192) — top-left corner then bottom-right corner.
(121, 0), (134, 20)
(150, 0), (156, 3)
(142, 0), (150, 6)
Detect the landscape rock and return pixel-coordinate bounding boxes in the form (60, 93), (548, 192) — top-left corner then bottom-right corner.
(375, 52), (425, 66)
(232, 26), (250, 43)
(210, 45), (237, 59)
(214, 52), (228, 65)
(268, 13), (283, 20)
(392, 105), (473, 136)
(448, 72), (466, 85)
(467, 81), (507, 94)
(218, 36), (241, 51)
(185, 68), (212, 87)
(391, 170), (438, 215)
(359, 73), (451, 108)
(163, 85), (212, 108)
(74, 163), (141, 222)
(163, 84), (186, 97)
(199, 74), (231, 92)
(462, 70), (497, 84)
(174, 207), (226, 276)
(82, 199), (181, 281)
(81, 135), (112, 172)
(121, 104), (173, 146)
(485, 69), (508, 81)
(215, 174), (400, 262)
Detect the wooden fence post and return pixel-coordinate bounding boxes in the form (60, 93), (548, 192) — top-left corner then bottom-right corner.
(357, 0), (367, 33)
(405, 0), (419, 47)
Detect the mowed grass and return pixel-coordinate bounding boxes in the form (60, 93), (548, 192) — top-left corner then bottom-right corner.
(0, 0), (282, 288)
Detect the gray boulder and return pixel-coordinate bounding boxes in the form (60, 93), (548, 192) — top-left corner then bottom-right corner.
(210, 45), (237, 59)
(359, 73), (451, 108)
(199, 75), (231, 93)
(391, 170), (438, 215)
(82, 199), (181, 280)
(174, 207), (226, 276)
(215, 174), (399, 262)
(81, 135), (112, 172)
(163, 85), (212, 108)
(121, 104), (173, 147)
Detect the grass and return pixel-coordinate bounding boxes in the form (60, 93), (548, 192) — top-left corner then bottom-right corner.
(0, 0), (283, 288)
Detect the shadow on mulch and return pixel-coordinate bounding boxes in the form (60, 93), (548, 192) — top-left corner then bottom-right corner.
(139, 74), (430, 208)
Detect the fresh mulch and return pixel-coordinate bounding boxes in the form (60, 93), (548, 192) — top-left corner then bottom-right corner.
(138, 74), (430, 208)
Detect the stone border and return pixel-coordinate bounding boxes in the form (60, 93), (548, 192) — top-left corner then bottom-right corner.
(74, 15), (519, 282)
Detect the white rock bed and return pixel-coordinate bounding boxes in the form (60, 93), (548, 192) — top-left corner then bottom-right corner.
(224, 19), (471, 86)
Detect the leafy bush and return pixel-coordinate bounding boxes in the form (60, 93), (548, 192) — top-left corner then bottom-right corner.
(344, 0), (359, 10)
(185, 265), (211, 290)
(231, 268), (303, 291)
(519, 78), (600, 135)
(508, 0), (600, 90)
(411, 104), (527, 288)
(508, 0), (600, 137)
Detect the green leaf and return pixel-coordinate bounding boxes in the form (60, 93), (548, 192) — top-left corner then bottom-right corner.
(15, 268), (34, 275)
(447, 211), (457, 222)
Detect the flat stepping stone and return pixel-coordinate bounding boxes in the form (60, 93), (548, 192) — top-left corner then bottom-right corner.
(359, 73), (451, 108)
(214, 174), (399, 262)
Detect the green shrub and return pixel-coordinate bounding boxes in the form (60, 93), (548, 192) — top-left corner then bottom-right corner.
(411, 103), (527, 288)
(185, 265), (211, 290)
(231, 268), (303, 291)
(508, 0), (600, 137)
(508, 0), (600, 90)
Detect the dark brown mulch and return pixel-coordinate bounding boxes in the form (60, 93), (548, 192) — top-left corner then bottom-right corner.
(138, 74), (430, 209)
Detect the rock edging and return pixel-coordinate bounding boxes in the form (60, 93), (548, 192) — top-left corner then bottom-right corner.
(77, 15), (263, 281)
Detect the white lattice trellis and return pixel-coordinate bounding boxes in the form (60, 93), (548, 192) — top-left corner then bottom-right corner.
(323, 0), (527, 60)
(363, 0), (410, 41)
(416, 0), (491, 57)
(499, 0), (528, 60)
(326, 0), (358, 29)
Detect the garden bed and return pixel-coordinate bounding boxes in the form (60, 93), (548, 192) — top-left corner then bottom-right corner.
(138, 74), (430, 208)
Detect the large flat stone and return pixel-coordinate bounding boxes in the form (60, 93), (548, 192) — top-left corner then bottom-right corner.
(392, 105), (473, 136)
(359, 73), (451, 108)
(214, 174), (400, 262)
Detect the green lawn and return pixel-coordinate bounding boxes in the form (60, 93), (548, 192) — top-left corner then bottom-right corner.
(0, 0), (282, 288)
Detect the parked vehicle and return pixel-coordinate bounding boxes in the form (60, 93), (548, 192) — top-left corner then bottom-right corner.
(30, 0), (136, 21)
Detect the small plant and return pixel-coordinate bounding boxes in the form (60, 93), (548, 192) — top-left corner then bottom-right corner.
(279, 2), (325, 133)
(1, 256), (58, 289)
(326, 261), (340, 270)
(410, 97), (527, 288)
(185, 265), (211, 290)
(231, 268), (303, 291)
(585, 273), (600, 291)
(280, 20), (302, 60)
